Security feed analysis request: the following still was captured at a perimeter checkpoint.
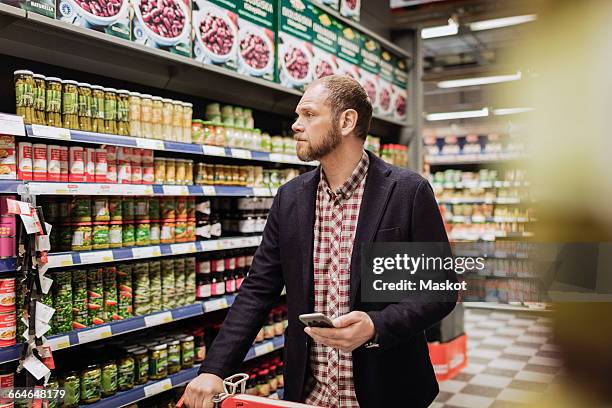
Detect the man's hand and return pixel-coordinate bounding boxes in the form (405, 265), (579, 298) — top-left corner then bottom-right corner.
(183, 373), (224, 408)
(304, 311), (375, 353)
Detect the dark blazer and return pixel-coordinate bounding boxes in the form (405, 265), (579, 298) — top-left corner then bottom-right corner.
(200, 151), (457, 407)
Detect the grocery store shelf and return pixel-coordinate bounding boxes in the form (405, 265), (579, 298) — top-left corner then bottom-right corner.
(46, 236), (263, 269)
(438, 197), (522, 205)
(432, 181), (530, 190)
(426, 153), (528, 165)
(463, 302), (552, 313)
(0, 3), (26, 19)
(450, 231), (534, 242)
(0, 180), (22, 193)
(446, 215), (532, 224)
(23, 124), (317, 167)
(83, 335), (285, 408)
(0, 257), (16, 273)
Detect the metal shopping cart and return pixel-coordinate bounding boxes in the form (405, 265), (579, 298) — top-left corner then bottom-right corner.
(176, 373), (321, 408)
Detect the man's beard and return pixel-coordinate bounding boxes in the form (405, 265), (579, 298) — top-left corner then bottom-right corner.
(296, 124), (342, 162)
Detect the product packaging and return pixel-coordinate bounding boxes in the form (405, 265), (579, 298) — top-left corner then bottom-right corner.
(393, 54), (409, 122)
(0, 136), (16, 181)
(339, 0), (360, 22)
(192, 0), (238, 70)
(359, 33), (381, 114)
(236, 0), (276, 82)
(2, 0), (55, 17)
(277, 0), (314, 90)
(131, 0), (192, 56)
(57, 0), (131, 40)
(311, 0), (338, 10)
(309, 4), (338, 80)
(378, 48), (395, 119)
(334, 19), (361, 81)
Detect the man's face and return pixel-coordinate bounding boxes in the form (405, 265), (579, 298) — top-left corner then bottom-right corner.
(292, 83), (341, 162)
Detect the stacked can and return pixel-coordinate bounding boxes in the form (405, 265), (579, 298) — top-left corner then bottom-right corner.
(92, 197), (110, 250)
(85, 147), (95, 182)
(187, 197), (196, 243)
(17, 141), (33, 181)
(122, 197), (135, 247)
(0, 273), (16, 347)
(117, 264), (133, 319)
(106, 146), (118, 184)
(104, 266), (119, 321)
(173, 258), (186, 307)
(71, 269), (88, 330)
(160, 259), (175, 309)
(134, 197), (150, 246)
(53, 271), (73, 334)
(0, 196), (17, 259)
(109, 196), (122, 248)
(117, 147), (132, 184)
(69, 146), (86, 182)
(185, 257), (196, 304)
(160, 198), (175, 244)
(149, 198), (161, 245)
(133, 262), (150, 316)
(71, 197), (92, 251)
(87, 267), (105, 325)
(148, 261), (162, 313)
(175, 197), (188, 243)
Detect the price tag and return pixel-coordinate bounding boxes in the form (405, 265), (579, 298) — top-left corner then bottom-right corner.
(252, 187), (270, 196)
(79, 250), (114, 265)
(269, 153), (283, 162)
(198, 241), (215, 251)
(136, 138), (165, 150)
(231, 148), (252, 160)
(47, 335), (71, 351)
(132, 246), (160, 259)
(254, 342), (274, 356)
(162, 185), (189, 196)
(0, 113), (26, 136)
(144, 379), (173, 397)
(204, 298), (228, 312)
(77, 325), (112, 344)
(47, 254), (73, 269)
(202, 186), (216, 196)
(170, 243), (196, 254)
(144, 311), (173, 327)
(202, 145), (226, 157)
(31, 124), (70, 140)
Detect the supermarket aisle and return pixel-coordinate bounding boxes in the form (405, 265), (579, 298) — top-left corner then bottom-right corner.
(432, 309), (564, 408)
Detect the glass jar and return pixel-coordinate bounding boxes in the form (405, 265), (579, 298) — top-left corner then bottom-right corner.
(195, 163), (206, 185)
(165, 158), (176, 185)
(109, 222), (122, 248)
(172, 101), (183, 142)
(62, 80), (80, 130)
(185, 160), (194, 185)
(148, 344), (168, 380)
(154, 158), (166, 184)
(261, 132), (272, 152)
(135, 221), (150, 246)
(182, 102), (193, 143)
(45, 76), (62, 127)
(175, 220), (187, 242)
(161, 221), (175, 244)
(152, 96), (163, 140)
(60, 370), (80, 408)
(191, 120), (203, 144)
(14, 70), (35, 124)
(225, 126), (235, 147)
(101, 360), (118, 397)
(91, 85), (105, 133)
(76, 82), (92, 132)
(175, 159), (186, 185)
(33, 74), (46, 125)
(167, 340), (181, 374)
(205, 164), (215, 185)
(122, 222), (135, 247)
(179, 335), (195, 368)
(202, 121), (214, 145)
(72, 222), (92, 251)
(117, 90), (130, 136)
(118, 353), (135, 391)
(140, 94), (153, 138)
(150, 220), (161, 245)
(161, 197), (175, 220)
(104, 87), (118, 134)
(109, 196), (122, 221)
(162, 98), (173, 141)
(92, 197), (110, 222)
(122, 197), (135, 221)
(149, 197), (160, 220)
(128, 92), (142, 137)
(92, 222), (110, 250)
(133, 347), (149, 385)
(80, 364), (101, 404)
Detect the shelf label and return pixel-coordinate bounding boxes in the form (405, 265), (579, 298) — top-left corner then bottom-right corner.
(252, 187), (270, 197)
(170, 242), (196, 254)
(132, 246), (161, 259)
(144, 311), (173, 328)
(270, 187), (278, 196)
(204, 298), (228, 312)
(136, 138), (165, 150)
(77, 325), (112, 344)
(79, 250), (113, 265)
(144, 379), (173, 397)
(269, 153), (283, 162)
(31, 124), (70, 140)
(202, 145), (226, 157)
(162, 185), (189, 196)
(202, 186), (216, 196)
(230, 148), (252, 160)
(47, 254), (73, 269)
(254, 342), (274, 357)
(0, 113), (26, 136)
(47, 335), (71, 351)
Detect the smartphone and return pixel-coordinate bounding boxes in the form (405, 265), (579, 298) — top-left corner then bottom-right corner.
(299, 313), (335, 328)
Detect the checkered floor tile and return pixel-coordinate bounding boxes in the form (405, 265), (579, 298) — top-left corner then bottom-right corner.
(431, 308), (563, 408)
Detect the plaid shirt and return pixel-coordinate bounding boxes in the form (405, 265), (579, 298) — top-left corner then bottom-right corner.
(305, 150), (369, 408)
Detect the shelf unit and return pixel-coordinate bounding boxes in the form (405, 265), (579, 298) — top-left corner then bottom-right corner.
(427, 153), (528, 165)
(462, 302), (552, 314)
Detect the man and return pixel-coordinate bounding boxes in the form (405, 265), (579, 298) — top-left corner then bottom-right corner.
(184, 75), (456, 408)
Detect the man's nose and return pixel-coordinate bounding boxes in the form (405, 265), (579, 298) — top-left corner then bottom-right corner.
(292, 119), (304, 133)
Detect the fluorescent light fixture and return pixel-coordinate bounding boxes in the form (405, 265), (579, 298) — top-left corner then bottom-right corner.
(421, 19), (458, 39)
(426, 108), (489, 121)
(493, 107), (534, 116)
(437, 72), (522, 88)
(470, 14), (537, 31)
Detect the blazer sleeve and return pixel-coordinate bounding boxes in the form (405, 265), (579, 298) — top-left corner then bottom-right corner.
(199, 188), (285, 378)
(367, 178), (458, 350)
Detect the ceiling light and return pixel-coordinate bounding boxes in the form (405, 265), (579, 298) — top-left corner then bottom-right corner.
(470, 14), (537, 31)
(493, 107), (534, 116)
(426, 108), (489, 121)
(437, 72), (522, 88)
(421, 18), (459, 39)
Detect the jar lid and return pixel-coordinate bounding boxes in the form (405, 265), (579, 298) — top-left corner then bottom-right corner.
(46, 77), (61, 82)
(117, 89), (130, 95)
(182, 102), (193, 107)
(91, 85), (104, 90)
(132, 347), (147, 355)
(103, 87), (117, 92)
(154, 157), (166, 161)
(129, 91), (142, 97)
(151, 344), (167, 351)
(141, 93), (153, 99)
(192, 119), (203, 124)
(169, 340), (180, 345)
(152, 96), (163, 101)
(62, 80), (78, 85)
(181, 335), (194, 342)
(14, 70), (34, 75)
(172, 100), (182, 105)
(77, 82), (92, 87)
(162, 98), (173, 103)
(33, 74), (47, 80)
(85, 364), (99, 369)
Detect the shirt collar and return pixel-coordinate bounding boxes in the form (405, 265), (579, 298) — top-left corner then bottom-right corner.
(320, 150), (370, 201)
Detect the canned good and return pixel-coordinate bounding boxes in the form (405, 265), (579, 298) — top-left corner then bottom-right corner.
(117, 147), (132, 164)
(32, 143), (47, 181)
(122, 222), (135, 247)
(148, 197), (160, 220)
(133, 262), (150, 316)
(150, 221), (160, 245)
(161, 259), (175, 308)
(107, 163), (118, 183)
(165, 159), (176, 184)
(168, 340), (181, 374)
(109, 197), (122, 221)
(85, 148), (95, 182)
(148, 344), (168, 380)
(131, 148), (143, 165)
(60, 371), (80, 408)
(175, 159), (186, 184)
(148, 260), (162, 313)
(105, 145), (117, 162)
(135, 221), (150, 246)
(118, 354), (135, 391)
(72, 222), (92, 251)
(122, 197), (135, 221)
(160, 221), (175, 244)
(47, 145), (61, 182)
(161, 197), (175, 220)
(71, 196), (92, 222)
(101, 360), (118, 397)
(69, 146), (85, 182)
(118, 162), (132, 184)
(133, 348), (149, 385)
(117, 264), (133, 319)
(92, 197), (110, 221)
(0, 366), (14, 405)
(71, 269), (88, 330)
(60, 146), (69, 182)
(131, 165), (143, 184)
(175, 220), (187, 242)
(134, 198), (148, 220)
(142, 165), (154, 184)
(80, 364), (102, 404)
(94, 148), (107, 183)
(154, 158), (165, 183)
(0, 312), (16, 347)
(87, 267), (105, 325)
(92, 222), (110, 250)
(109, 222), (122, 248)
(180, 335), (195, 368)
(142, 149), (154, 165)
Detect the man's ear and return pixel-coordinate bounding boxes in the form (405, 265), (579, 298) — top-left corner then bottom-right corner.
(340, 109), (358, 137)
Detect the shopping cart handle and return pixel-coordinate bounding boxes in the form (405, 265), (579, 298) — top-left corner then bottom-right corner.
(176, 395), (185, 407)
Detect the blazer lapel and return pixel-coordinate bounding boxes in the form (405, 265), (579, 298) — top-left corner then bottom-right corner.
(350, 152), (395, 309)
(297, 167), (320, 312)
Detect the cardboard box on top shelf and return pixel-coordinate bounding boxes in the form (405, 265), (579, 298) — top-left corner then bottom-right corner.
(131, 0), (192, 56)
(309, 2), (339, 81)
(57, 0), (130, 40)
(236, 0), (277, 82)
(277, 0), (314, 91)
(359, 33), (381, 115)
(192, 0), (239, 70)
